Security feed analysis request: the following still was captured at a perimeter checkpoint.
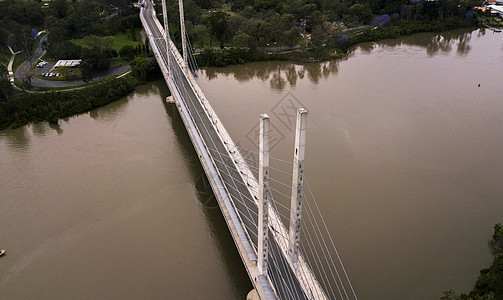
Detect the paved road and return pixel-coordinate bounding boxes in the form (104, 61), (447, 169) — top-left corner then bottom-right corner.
(142, 2), (306, 299)
(14, 34), (48, 81)
(30, 64), (131, 88)
(14, 33), (131, 88)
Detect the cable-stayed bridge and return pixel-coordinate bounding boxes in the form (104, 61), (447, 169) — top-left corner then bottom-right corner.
(139, 1), (357, 298)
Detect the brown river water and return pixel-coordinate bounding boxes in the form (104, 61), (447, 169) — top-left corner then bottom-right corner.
(1, 28), (502, 299)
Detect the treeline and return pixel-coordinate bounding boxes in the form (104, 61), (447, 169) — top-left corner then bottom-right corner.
(159, 0), (482, 53)
(196, 48), (288, 67)
(43, 0), (146, 77)
(442, 224), (503, 300)
(0, 75), (136, 130)
(0, 53), (162, 130)
(0, 55), (161, 130)
(0, 0), (144, 77)
(0, 0), (139, 54)
(345, 18), (477, 49)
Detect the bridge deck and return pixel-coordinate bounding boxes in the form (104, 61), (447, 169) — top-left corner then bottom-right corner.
(140, 2), (328, 299)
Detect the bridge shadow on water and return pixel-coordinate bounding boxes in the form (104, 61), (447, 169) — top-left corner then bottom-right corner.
(160, 93), (253, 299)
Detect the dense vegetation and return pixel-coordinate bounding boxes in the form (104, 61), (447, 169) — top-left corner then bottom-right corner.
(0, 0), (147, 80)
(442, 224), (503, 300)
(0, 75), (134, 130)
(0, 55), (160, 131)
(159, 0), (481, 63)
(0, 0), (486, 126)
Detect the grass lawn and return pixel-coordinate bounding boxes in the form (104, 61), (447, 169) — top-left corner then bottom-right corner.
(12, 53), (26, 72)
(70, 30), (143, 52)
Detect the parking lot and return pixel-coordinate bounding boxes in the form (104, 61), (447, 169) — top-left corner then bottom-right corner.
(35, 61), (60, 78)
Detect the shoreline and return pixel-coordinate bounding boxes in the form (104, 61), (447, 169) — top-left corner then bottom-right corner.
(1, 24), (479, 131)
(196, 21), (478, 67)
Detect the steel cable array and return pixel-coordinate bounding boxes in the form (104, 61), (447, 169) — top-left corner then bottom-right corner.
(150, 15), (357, 298)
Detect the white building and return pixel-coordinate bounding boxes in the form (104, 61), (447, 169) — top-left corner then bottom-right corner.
(54, 60), (82, 67)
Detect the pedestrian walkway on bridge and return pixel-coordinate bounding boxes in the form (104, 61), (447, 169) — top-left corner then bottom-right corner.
(139, 1), (358, 298)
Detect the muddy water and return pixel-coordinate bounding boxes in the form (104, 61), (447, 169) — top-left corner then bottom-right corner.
(197, 28), (503, 299)
(1, 28), (502, 299)
(0, 81), (251, 299)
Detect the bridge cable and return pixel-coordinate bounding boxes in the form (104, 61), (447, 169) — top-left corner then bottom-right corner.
(300, 220), (341, 299)
(304, 177), (358, 299)
(301, 188), (351, 299)
(163, 34), (354, 299)
(171, 60), (259, 249)
(268, 232), (305, 299)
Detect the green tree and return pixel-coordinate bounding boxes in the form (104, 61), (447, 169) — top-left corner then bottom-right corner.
(208, 12), (229, 49)
(443, 224), (503, 299)
(284, 28), (299, 47)
(0, 79), (14, 102)
(233, 31), (252, 48)
(193, 24), (209, 48)
(348, 4), (374, 25)
(119, 45), (137, 60)
(310, 26), (325, 49)
(52, 0), (68, 18)
(129, 57), (150, 81)
(81, 63), (93, 83)
(492, 223), (503, 255)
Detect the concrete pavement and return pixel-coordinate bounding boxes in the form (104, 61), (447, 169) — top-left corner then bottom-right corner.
(13, 33), (132, 89)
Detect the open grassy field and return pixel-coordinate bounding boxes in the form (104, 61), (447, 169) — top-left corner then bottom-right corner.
(70, 30), (142, 52)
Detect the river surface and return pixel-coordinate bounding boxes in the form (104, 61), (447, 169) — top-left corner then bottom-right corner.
(1, 28), (502, 299)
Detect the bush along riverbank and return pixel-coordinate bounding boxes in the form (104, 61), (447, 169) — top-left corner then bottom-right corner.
(196, 19), (478, 67)
(0, 75), (137, 130)
(442, 223), (503, 300)
(0, 57), (161, 131)
(344, 19), (477, 50)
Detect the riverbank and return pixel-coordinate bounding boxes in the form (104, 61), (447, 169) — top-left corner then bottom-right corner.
(0, 55), (162, 131)
(196, 20), (478, 67)
(0, 75), (138, 130)
(1, 21), (476, 130)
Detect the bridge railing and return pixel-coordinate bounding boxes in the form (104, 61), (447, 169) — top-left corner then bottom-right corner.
(140, 7), (279, 298)
(140, 3), (352, 299)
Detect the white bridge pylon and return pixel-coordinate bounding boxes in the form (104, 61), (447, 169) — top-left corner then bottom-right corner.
(146, 1), (355, 299)
(159, 0), (188, 72)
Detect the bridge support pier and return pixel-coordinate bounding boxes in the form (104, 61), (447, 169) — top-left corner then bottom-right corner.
(289, 108), (307, 266)
(258, 114), (270, 274)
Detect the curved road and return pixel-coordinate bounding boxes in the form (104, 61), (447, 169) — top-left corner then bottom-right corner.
(14, 33), (131, 88)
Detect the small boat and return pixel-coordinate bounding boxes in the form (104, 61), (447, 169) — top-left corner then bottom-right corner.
(0, 250), (5, 256)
